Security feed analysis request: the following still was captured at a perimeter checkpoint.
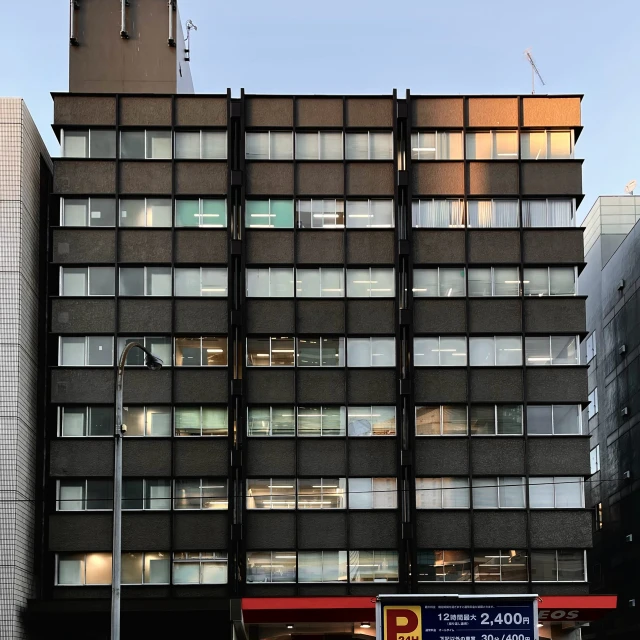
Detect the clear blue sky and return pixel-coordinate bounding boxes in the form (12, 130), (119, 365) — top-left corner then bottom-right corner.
(3, 0), (638, 219)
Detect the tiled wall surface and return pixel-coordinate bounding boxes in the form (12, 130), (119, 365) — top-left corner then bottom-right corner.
(0, 98), (51, 639)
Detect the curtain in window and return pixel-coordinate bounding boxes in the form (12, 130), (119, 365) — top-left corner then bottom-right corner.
(494, 200), (519, 227)
(523, 200), (547, 227)
(438, 132), (463, 159)
(468, 201), (493, 228)
(548, 200), (573, 226)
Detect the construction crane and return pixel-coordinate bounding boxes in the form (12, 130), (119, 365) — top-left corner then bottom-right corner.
(524, 49), (545, 94)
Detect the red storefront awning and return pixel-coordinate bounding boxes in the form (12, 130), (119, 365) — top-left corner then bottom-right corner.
(242, 594), (617, 624)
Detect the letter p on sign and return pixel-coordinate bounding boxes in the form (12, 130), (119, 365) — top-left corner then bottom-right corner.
(383, 606), (422, 640)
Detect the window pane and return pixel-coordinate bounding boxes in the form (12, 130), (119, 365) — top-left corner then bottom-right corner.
(146, 131), (172, 159)
(555, 477), (583, 508)
(413, 270), (438, 297)
(412, 132), (435, 160)
(270, 268), (294, 297)
(246, 132), (269, 160)
(521, 132), (547, 160)
(469, 337), (495, 366)
(417, 550), (471, 582)
(271, 200), (294, 228)
(527, 405), (552, 435)
(553, 405), (580, 435)
(63, 130), (88, 157)
(119, 199), (146, 227)
(474, 551), (500, 581)
(529, 477), (554, 508)
(416, 478), (440, 508)
(495, 132), (518, 158)
(548, 200), (573, 226)
(443, 406), (467, 435)
(146, 198), (171, 227)
(349, 550), (398, 582)
(174, 479), (201, 509)
(523, 200), (547, 227)
(175, 337), (201, 366)
(296, 269), (320, 297)
(296, 132), (318, 160)
(473, 478), (498, 508)
(145, 553), (170, 584)
(523, 268), (548, 296)
(494, 267), (520, 296)
(175, 407), (201, 436)
(90, 130), (116, 158)
(465, 132), (491, 159)
(87, 336), (112, 365)
(60, 337), (85, 365)
(58, 555), (85, 584)
(246, 337), (270, 366)
(89, 407), (112, 436)
(497, 405), (523, 435)
(201, 407), (227, 436)
(119, 268), (144, 296)
(495, 337), (522, 366)
(319, 132), (343, 160)
(270, 132), (293, 159)
(321, 268), (344, 297)
(439, 268), (465, 297)
(557, 550), (584, 581)
(347, 268), (371, 297)
(297, 339), (320, 367)
(349, 478), (373, 509)
(176, 199), (200, 227)
(62, 199), (88, 226)
(201, 199), (226, 227)
(468, 268), (492, 297)
(86, 198), (114, 226)
(370, 132), (393, 159)
(443, 478), (470, 508)
(531, 550), (557, 581)
(202, 337), (227, 366)
(439, 132), (463, 160)
(501, 550), (528, 581)
(371, 338), (395, 367)
(61, 408), (86, 436)
(146, 406), (171, 436)
(414, 337), (439, 366)
(62, 268), (87, 296)
(120, 131), (145, 158)
(347, 338), (371, 367)
(59, 481), (84, 511)
(85, 553), (112, 585)
(88, 267), (115, 296)
(173, 561), (200, 584)
(549, 132), (572, 159)
(175, 268), (200, 296)
(122, 406), (144, 436)
(346, 200), (369, 228)
(370, 268), (395, 297)
(416, 406), (441, 436)
(202, 131), (227, 159)
(550, 268), (576, 295)
(146, 267), (172, 295)
(322, 337), (344, 367)
(246, 199), (274, 227)
(526, 337), (550, 365)
(500, 477), (525, 508)
(123, 479), (144, 510)
(551, 336), (578, 365)
(439, 337), (466, 366)
(86, 479), (113, 509)
(470, 405), (495, 435)
(345, 133), (368, 159)
(370, 200), (394, 227)
(175, 131), (200, 159)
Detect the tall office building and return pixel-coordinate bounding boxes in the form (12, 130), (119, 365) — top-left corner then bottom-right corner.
(0, 98), (52, 639)
(580, 196), (640, 640)
(23, 2), (618, 638)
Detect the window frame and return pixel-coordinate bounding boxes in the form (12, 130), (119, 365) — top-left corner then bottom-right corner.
(522, 198), (576, 227)
(471, 477), (527, 509)
(587, 389), (598, 420)
(296, 198), (345, 229)
(58, 336), (114, 367)
(466, 199), (520, 228)
(415, 405), (469, 436)
(119, 129), (173, 160)
(122, 478), (172, 511)
(586, 332), (596, 363)
(174, 129), (227, 160)
(347, 405), (397, 437)
(416, 477), (471, 509)
(295, 267), (346, 298)
(345, 199), (395, 228)
(528, 477), (585, 509)
(117, 337), (172, 368)
(296, 337), (346, 367)
(246, 337), (296, 367)
(469, 336), (523, 367)
(296, 477), (347, 510)
(56, 478), (113, 512)
(473, 549), (529, 582)
(174, 336), (228, 367)
(417, 549), (472, 583)
(246, 478), (297, 510)
(347, 477), (398, 510)
(246, 406), (296, 437)
(297, 406), (346, 436)
(118, 266), (173, 296)
(412, 198), (466, 228)
(246, 267), (295, 298)
(118, 197), (172, 228)
(412, 267), (466, 298)
(590, 445), (600, 474)
(346, 267), (395, 298)
(523, 266), (578, 297)
(55, 552), (113, 586)
(120, 405), (172, 436)
(57, 406), (114, 437)
(246, 551), (297, 583)
(526, 404), (583, 436)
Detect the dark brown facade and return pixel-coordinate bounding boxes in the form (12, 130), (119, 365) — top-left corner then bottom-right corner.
(28, 92), (591, 640)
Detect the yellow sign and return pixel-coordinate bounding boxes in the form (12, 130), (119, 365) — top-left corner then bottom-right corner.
(383, 605), (422, 640)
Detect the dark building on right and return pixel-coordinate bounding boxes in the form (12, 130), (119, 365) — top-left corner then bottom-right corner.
(581, 195), (640, 640)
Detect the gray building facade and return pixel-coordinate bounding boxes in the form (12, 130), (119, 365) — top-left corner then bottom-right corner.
(581, 196), (640, 640)
(23, 91), (599, 640)
(0, 98), (52, 639)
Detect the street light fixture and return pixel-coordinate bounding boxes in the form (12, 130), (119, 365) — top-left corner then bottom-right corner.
(111, 342), (163, 640)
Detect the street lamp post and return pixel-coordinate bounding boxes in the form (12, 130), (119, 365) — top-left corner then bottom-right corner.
(111, 342), (163, 640)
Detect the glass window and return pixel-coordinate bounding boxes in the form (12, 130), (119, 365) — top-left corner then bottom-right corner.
(63, 129), (116, 158)
(296, 268), (345, 297)
(346, 199), (394, 228)
(472, 477), (526, 509)
(526, 336), (578, 365)
(347, 268), (395, 297)
(173, 552), (227, 584)
(347, 406), (396, 436)
(413, 268), (466, 298)
(411, 131), (463, 160)
(527, 405), (581, 435)
(414, 337), (467, 366)
(529, 477), (583, 508)
(57, 479), (113, 511)
(61, 197), (116, 227)
(585, 332), (596, 363)
(348, 478), (397, 509)
(346, 132), (393, 160)
(62, 130), (89, 157)
(523, 267), (577, 296)
(120, 130), (145, 158)
(56, 553), (113, 585)
(175, 130), (226, 159)
(175, 198), (227, 227)
(246, 268), (294, 297)
(247, 406), (295, 437)
(246, 551), (296, 583)
(60, 267), (114, 297)
(299, 551), (348, 583)
(174, 478), (227, 510)
(174, 406), (227, 437)
(121, 405), (171, 436)
(470, 405), (523, 435)
(349, 550), (398, 582)
(59, 406), (113, 437)
(119, 198), (171, 227)
(297, 478), (346, 509)
(295, 132), (343, 160)
(246, 199), (294, 228)
(119, 267), (172, 296)
(531, 550), (585, 582)
(417, 550), (471, 582)
(469, 336), (522, 366)
(521, 131), (573, 160)
(117, 337), (170, 368)
(175, 267), (227, 297)
(297, 406), (346, 436)
(416, 405), (467, 436)
(296, 199), (345, 228)
(468, 267), (520, 297)
(247, 479), (296, 509)
(467, 200), (519, 228)
(122, 552), (170, 584)
(120, 130), (171, 159)
(416, 478), (470, 509)
(474, 550), (528, 581)
(412, 199), (465, 228)
(588, 389), (598, 420)
(246, 131), (293, 160)
(347, 337), (395, 367)
(466, 131), (518, 159)
(590, 445), (600, 474)
(523, 199), (574, 227)
(59, 336), (113, 366)
(122, 479), (171, 510)
(175, 336), (227, 366)
(146, 130), (171, 158)
(246, 337), (294, 367)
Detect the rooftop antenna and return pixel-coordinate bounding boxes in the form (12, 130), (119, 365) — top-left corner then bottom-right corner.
(524, 49), (545, 95)
(625, 179), (637, 196)
(184, 19), (197, 61)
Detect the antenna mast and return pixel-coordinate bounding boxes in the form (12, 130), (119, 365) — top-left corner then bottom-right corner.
(185, 19), (197, 61)
(524, 49), (545, 94)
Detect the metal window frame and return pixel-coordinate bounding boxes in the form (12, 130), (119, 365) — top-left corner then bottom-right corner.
(61, 128), (90, 158)
(245, 550), (296, 584)
(416, 477), (470, 510)
(346, 266), (395, 298)
(294, 130), (344, 161)
(56, 478), (114, 512)
(295, 197), (345, 229)
(411, 130), (464, 161)
(245, 130), (294, 161)
(525, 334), (580, 366)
